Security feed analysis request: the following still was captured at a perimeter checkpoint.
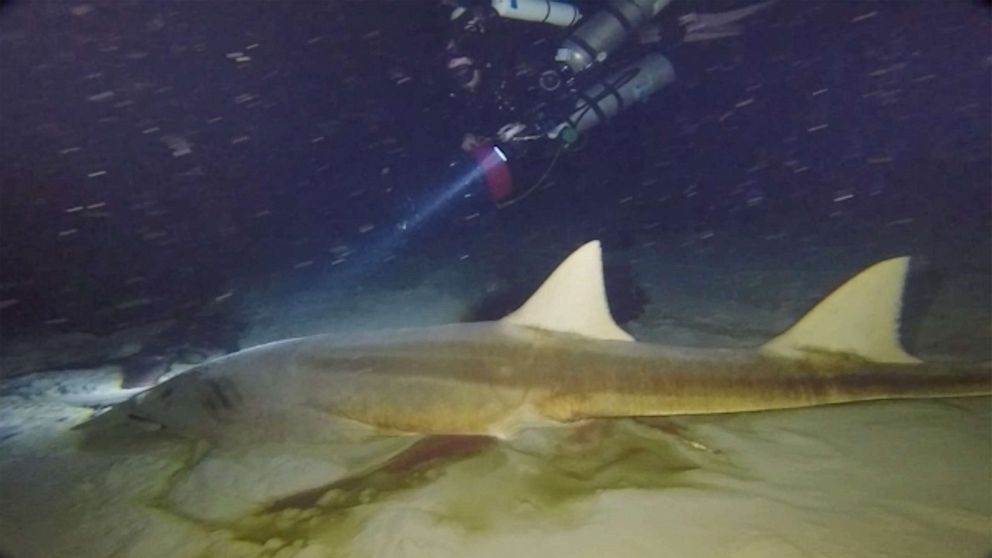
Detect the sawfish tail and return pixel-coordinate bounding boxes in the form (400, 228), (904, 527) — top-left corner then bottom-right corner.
(503, 243), (989, 422)
(822, 359), (992, 403)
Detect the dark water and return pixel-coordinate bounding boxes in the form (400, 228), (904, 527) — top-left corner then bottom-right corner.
(0, 0), (989, 370)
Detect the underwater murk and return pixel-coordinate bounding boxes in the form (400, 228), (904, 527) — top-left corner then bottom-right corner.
(0, 1), (989, 557)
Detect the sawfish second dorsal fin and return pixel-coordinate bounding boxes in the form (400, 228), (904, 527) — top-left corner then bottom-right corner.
(761, 256), (921, 364)
(502, 241), (634, 342)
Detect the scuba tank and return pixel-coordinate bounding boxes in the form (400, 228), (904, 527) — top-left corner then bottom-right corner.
(556, 0), (674, 74)
(549, 52), (676, 141)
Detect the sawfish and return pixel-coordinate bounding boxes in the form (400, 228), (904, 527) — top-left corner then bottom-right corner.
(88, 241), (990, 522)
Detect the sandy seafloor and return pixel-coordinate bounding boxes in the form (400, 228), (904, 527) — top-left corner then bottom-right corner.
(1, 234), (989, 558)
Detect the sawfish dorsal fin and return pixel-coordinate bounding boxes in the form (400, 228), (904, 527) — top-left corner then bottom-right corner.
(502, 241), (634, 342)
(762, 256), (921, 364)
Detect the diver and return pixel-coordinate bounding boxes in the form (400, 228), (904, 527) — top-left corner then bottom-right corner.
(440, 0), (776, 205)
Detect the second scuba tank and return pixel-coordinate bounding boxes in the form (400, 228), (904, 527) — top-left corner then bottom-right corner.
(550, 52), (676, 139)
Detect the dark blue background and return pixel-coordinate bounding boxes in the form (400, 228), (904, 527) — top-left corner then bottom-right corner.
(0, 0), (989, 335)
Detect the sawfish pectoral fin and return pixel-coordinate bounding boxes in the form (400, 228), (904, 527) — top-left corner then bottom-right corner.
(163, 433), (424, 524)
(502, 240), (634, 342)
(761, 256), (922, 364)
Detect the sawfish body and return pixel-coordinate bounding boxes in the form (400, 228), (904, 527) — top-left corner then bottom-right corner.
(80, 240), (990, 523)
(118, 241), (991, 443)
